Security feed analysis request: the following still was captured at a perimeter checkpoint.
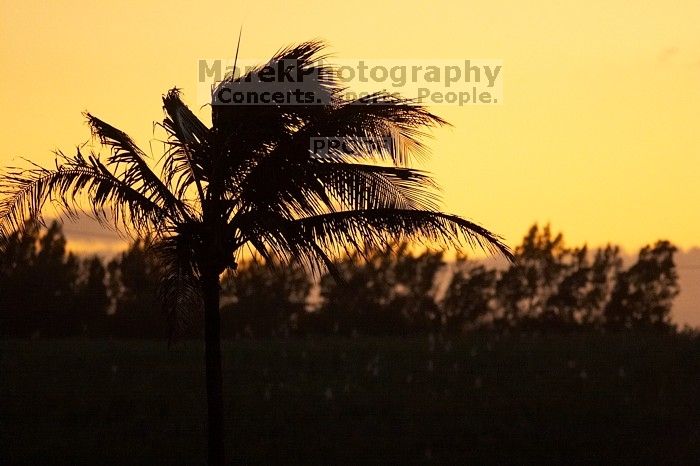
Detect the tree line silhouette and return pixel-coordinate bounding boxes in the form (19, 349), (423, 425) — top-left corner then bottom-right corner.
(0, 221), (680, 339)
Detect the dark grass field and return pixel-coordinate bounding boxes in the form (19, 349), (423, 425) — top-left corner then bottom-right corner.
(2, 333), (699, 464)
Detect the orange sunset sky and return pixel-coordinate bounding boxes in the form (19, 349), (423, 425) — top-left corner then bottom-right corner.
(1, 0), (699, 321)
(1, 0), (698, 254)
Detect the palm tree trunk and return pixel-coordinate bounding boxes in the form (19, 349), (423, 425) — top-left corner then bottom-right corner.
(202, 270), (225, 465)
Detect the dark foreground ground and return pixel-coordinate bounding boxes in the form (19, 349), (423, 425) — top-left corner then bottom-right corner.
(2, 333), (699, 465)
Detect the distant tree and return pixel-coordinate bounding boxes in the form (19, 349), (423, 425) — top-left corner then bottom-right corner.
(442, 258), (499, 332)
(319, 247), (399, 335)
(0, 221), (80, 337)
(604, 240), (679, 330)
(495, 224), (568, 326)
(318, 242), (444, 335)
(74, 256), (110, 336)
(107, 239), (164, 338)
(0, 221), (41, 336)
(543, 245), (591, 327)
(32, 221), (81, 336)
(220, 259), (311, 338)
(388, 245), (445, 332)
(582, 245), (622, 326)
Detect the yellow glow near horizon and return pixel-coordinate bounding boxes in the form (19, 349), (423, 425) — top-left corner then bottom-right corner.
(1, 0), (699, 253)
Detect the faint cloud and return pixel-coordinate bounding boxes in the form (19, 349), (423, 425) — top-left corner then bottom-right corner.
(674, 248), (700, 329)
(657, 46), (679, 63)
(51, 213), (127, 257)
(657, 44), (700, 68)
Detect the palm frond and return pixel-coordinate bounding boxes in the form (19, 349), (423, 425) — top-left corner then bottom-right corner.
(307, 162), (441, 211)
(231, 159), (441, 223)
(85, 113), (193, 221)
(289, 209), (513, 261)
(0, 149), (172, 241)
(153, 235), (203, 341)
(160, 88), (209, 203)
(208, 41), (337, 189)
(304, 92), (448, 166)
(211, 40), (336, 132)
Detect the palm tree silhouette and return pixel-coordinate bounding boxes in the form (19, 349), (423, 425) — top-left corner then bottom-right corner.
(0, 41), (512, 465)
